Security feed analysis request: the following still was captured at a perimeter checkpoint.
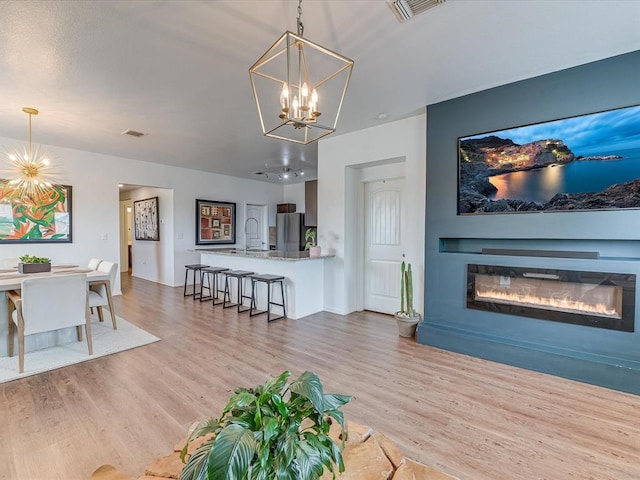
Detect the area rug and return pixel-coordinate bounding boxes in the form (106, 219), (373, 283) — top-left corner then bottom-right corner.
(0, 315), (160, 384)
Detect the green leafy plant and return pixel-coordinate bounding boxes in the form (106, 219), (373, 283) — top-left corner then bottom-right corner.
(19, 254), (51, 264)
(398, 261), (417, 318)
(304, 228), (317, 251)
(180, 370), (351, 480)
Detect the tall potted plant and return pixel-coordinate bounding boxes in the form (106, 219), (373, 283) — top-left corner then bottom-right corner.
(394, 261), (422, 337)
(180, 370), (351, 480)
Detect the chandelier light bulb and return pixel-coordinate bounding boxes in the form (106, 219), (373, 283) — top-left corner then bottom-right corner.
(301, 82), (309, 108)
(292, 97), (299, 119)
(280, 83), (289, 110)
(310, 89), (319, 116)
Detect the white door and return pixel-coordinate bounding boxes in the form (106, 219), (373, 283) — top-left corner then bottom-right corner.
(364, 178), (405, 314)
(245, 204), (267, 250)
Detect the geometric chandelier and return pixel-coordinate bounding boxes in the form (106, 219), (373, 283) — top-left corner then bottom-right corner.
(249, 0), (354, 145)
(3, 107), (58, 200)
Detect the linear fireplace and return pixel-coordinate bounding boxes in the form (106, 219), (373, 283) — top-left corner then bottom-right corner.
(467, 264), (636, 332)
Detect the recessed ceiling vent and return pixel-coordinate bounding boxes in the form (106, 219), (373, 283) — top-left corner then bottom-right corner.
(386, 0), (446, 22)
(122, 129), (145, 138)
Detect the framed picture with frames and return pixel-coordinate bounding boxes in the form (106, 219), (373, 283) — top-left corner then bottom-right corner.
(196, 199), (236, 245)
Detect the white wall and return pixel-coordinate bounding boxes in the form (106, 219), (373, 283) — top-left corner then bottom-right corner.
(317, 114), (426, 315)
(0, 136), (285, 288)
(283, 182), (306, 213)
(129, 187), (174, 285)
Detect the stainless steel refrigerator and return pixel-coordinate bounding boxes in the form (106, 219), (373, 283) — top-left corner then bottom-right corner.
(276, 213), (306, 252)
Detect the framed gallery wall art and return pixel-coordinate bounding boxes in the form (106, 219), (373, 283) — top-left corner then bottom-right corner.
(196, 199), (236, 245)
(134, 196), (160, 241)
(0, 181), (72, 243)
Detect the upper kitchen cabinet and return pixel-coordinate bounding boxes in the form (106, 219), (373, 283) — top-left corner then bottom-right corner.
(304, 180), (318, 227)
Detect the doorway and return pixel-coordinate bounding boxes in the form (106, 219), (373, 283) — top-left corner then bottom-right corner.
(119, 199), (133, 273)
(244, 203), (269, 250)
(363, 177), (406, 314)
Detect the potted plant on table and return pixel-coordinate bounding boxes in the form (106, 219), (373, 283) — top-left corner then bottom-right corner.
(304, 227), (321, 257)
(18, 255), (52, 274)
(180, 370), (351, 480)
(395, 261), (422, 337)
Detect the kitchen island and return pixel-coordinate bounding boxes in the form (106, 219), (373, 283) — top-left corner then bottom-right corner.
(197, 249), (333, 320)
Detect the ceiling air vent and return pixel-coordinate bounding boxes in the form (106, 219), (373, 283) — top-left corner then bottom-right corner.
(386, 0), (446, 22)
(122, 129), (145, 138)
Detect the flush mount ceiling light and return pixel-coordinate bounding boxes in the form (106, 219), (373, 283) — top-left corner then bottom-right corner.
(249, 0), (354, 145)
(254, 166), (305, 180)
(3, 107), (58, 200)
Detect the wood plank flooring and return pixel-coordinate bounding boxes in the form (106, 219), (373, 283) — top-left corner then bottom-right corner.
(1, 275), (639, 479)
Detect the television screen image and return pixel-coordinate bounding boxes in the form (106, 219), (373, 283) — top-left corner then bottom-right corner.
(458, 104), (640, 214)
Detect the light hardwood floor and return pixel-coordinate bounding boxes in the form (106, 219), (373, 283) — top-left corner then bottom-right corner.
(1, 275), (639, 480)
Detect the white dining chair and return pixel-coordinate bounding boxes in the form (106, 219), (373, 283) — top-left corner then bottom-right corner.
(7, 273), (92, 373)
(89, 261), (118, 329)
(1, 258), (20, 268)
(88, 258), (102, 270)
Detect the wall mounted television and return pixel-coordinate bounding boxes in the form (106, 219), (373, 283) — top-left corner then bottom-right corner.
(458, 104), (640, 215)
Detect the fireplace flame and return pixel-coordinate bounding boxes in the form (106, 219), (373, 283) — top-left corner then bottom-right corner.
(475, 288), (621, 319)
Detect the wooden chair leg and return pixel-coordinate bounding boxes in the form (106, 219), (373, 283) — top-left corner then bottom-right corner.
(17, 314), (25, 374)
(97, 306), (104, 322)
(76, 325), (83, 342)
(8, 299), (15, 357)
(85, 302), (93, 355)
(8, 316), (15, 358)
(105, 283), (118, 330)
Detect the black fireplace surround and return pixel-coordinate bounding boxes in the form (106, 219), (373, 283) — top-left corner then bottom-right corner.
(467, 264), (636, 332)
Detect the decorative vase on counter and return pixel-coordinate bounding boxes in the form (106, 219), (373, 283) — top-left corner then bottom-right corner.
(309, 245), (321, 257)
(19, 262), (52, 274)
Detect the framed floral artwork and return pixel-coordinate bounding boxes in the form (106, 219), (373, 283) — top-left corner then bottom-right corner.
(0, 181), (72, 243)
(196, 199), (236, 245)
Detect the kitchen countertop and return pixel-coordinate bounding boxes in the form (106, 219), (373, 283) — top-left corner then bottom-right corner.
(195, 248), (334, 261)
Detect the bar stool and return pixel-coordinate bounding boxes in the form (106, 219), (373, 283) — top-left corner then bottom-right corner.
(250, 274), (286, 322)
(200, 266), (229, 304)
(184, 264), (209, 299)
(223, 270), (254, 313)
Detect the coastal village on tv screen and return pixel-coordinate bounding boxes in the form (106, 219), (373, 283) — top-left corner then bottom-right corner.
(458, 104), (640, 214)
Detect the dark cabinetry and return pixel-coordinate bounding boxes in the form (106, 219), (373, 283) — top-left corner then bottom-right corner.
(276, 203), (296, 213)
(304, 180), (317, 227)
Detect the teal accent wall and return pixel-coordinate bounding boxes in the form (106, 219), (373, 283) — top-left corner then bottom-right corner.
(418, 50), (640, 394)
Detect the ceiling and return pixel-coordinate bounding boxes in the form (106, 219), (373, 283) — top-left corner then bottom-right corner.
(1, 1), (639, 185)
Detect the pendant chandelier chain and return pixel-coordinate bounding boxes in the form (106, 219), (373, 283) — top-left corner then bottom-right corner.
(296, 0), (304, 37)
(28, 112), (33, 160)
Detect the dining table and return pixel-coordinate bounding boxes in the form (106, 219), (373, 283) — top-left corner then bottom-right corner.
(0, 265), (111, 357)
